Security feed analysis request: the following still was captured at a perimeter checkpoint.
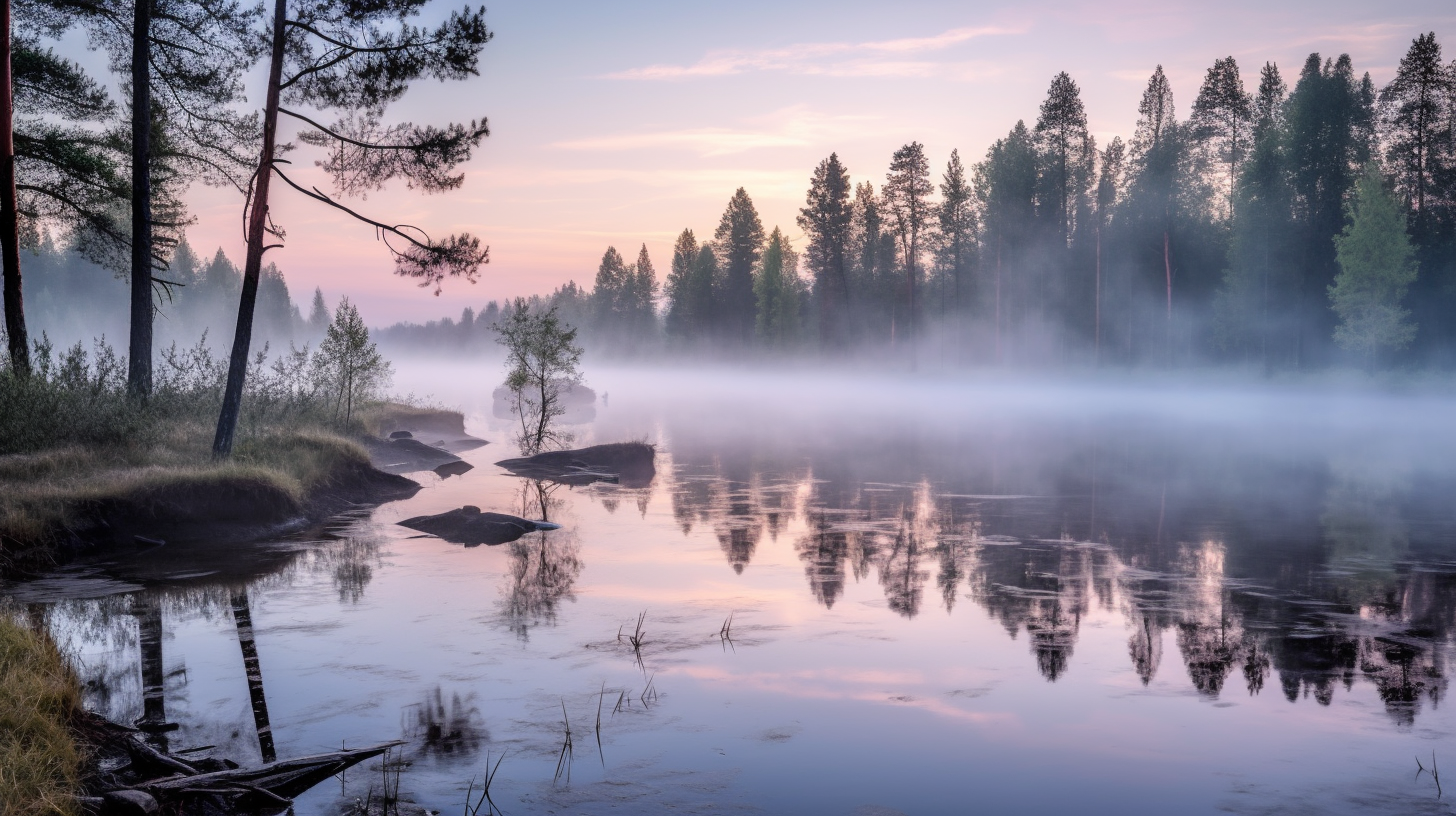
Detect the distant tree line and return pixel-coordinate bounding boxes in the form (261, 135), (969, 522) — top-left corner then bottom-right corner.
(390, 33), (1456, 371)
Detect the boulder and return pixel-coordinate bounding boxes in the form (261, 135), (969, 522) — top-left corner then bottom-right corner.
(389, 430), (413, 439)
(364, 438), (462, 474)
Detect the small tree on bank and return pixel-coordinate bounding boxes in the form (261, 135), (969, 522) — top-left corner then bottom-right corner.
(314, 296), (388, 424)
(1330, 162), (1418, 366)
(494, 300), (583, 455)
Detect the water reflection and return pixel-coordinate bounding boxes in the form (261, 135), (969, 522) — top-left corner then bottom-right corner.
(501, 479), (582, 639)
(658, 420), (1456, 717)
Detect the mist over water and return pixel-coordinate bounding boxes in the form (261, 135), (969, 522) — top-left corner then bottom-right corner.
(13, 363), (1456, 815)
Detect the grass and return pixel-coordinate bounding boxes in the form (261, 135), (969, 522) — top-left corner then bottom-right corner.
(0, 423), (377, 575)
(0, 616), (83, 816)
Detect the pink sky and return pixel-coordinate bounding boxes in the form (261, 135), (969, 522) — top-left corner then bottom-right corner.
(176, 0), (1456, 326)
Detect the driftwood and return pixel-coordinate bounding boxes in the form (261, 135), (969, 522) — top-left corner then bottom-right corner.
(142, 742), (402, 801)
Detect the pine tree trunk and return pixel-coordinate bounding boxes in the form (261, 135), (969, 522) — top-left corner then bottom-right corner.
(212, 0), (286, 458)
(127, 0), (153, 399)
(1094, 225), (1101, 367)
(0, 0), (29, 377)
(1164, 229), (1172, 365)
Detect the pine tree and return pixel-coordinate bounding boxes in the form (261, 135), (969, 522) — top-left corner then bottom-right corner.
(1379, 33), (1453, 216)
(307, 287), (328, 335)
(849, 181), (895, 344)
(1092, 136), (1124, 362)
(713, 188), (765, 344)
(883, 142), (933, 342)
(935, 149), (976, 319)
(1330, 163), (1418, 365)
(213, 0), (492, 457)
(1191, 56), (1254, 220)
(1285, 52), (1368, 366)
(630, 244), (659, 341)
(1034, 72), (1090, 245)
(664, 228), (698, 339)
(2, 9), (127, 377)
(797, 153), (852, 347)
(1216, 62), (1294, 367)
(1127, 65), (1185, 361)
(591, 245), (629, 337)
(974, 122), (1037, 361)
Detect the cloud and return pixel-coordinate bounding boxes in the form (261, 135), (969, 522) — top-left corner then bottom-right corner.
(552, 107), (882, 157)
(604, 25), (1021, 81)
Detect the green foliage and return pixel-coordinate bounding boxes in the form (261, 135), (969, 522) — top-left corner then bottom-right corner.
(754, 227), (802, 348)
(1329, 163), (1419, 361)
(314, 298), (391, 424)
(494, 300), (584, 455)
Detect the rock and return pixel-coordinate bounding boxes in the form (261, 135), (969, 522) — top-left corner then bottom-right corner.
(432, 461), (474, 479)
(389, 430), (413, 439)
(398, 506), (560, 547)
(101, 790), (159, 816)
(364, 438), (462, 474)
(495, 442), (655, 488)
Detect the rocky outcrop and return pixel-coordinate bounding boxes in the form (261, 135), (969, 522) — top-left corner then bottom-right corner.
(398, 505), (561, 547)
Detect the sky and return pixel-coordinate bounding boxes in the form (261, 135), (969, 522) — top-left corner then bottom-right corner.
(172, 0), (1456, 326)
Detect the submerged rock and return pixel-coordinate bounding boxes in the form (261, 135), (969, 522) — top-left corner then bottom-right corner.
(495, 442), (655, 488)
(398, 505), (560, 547)
(389, 430), (413, 439)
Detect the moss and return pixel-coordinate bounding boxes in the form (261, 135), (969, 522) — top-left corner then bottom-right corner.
(0, 616), (82, 816)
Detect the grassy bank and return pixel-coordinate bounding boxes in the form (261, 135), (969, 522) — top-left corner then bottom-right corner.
(0, 615), (82, 816)
(0, 337), (450, 576)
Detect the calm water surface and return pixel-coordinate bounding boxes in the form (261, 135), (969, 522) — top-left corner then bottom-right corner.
(10, 368), (1456, 816)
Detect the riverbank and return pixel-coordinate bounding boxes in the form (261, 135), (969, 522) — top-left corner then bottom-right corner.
(0, 403), (469, 580)
(0, 615), (83, 816)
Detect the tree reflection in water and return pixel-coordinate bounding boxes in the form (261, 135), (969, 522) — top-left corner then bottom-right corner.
(660, 437), (1456, 716)
(502, 479), (582, 640)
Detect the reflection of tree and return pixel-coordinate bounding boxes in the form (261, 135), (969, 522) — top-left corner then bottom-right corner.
(1128, 615), (1163, 685)
(501, 485), (582, 640)
(878, 516), (928, 619)
(1359, 637), (1446, 726)
(797, 513), (851, 608)
(1176, 618), (1246, 697)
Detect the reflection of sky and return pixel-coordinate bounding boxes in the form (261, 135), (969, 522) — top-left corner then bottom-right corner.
(166, 0), (1456, 326)
(29, 371), (1456, 813)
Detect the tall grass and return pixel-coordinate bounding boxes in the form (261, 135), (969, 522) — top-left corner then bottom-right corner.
(0, 615), (82, 816)
(0, 335), (397, 569)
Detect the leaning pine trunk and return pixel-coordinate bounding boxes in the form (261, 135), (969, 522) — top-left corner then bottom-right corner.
(213, 0), (286, 457)
(127, 0), (153, 398)
(0, 0), (29, 377)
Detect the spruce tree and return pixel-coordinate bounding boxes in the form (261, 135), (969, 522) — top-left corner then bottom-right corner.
(974, 122), (1037, 361)
(1329, 163), (1418, 365)
(592, 245), (629, 337)
(307, 286), (328, 334)
(713, 188), (764, 344)
(212, 0), (493, 457)
(754, 226), (799, 348)
(883, 142), (932, 342)
(630, 244), (658, 340)
(797, 153), (851, 347)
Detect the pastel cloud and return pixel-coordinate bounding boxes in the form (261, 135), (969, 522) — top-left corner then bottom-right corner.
(604, 25), (1022, 81)
(552, 107), (882, 157)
